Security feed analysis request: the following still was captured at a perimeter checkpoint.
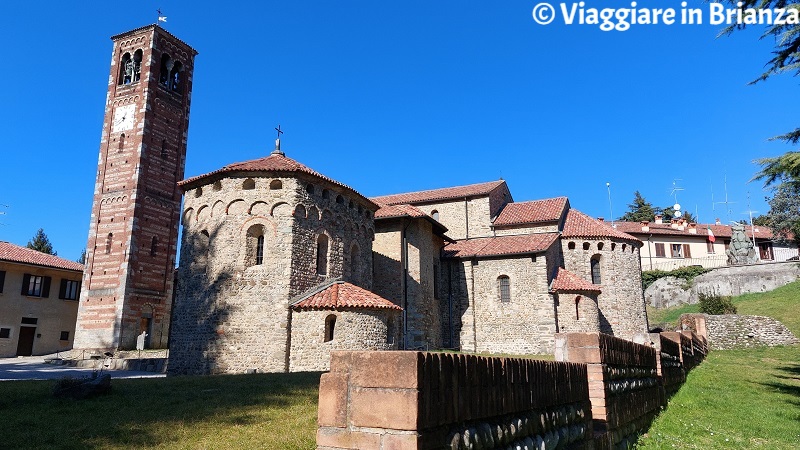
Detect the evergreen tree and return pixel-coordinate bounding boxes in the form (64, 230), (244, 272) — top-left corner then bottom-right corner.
(620, 191), (655, 222)
(26, 228), (57, 255)
(77, 249), (86, 264)
(761, 183), (800, 244)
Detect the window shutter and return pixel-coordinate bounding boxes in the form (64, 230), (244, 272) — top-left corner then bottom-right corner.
(42, 276), (52, 298)
(59, 279), (68, 299)
(683, 244), (691, 259)
(21, 274), (31, 295)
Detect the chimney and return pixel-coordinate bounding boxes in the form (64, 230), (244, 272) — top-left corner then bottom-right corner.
(671, 218), (679, 229)
(715, 218), (721, 225)
(641, 220), (650, 232)
(655, 214), (663, 224)
(688, 223), (697, 234)
(597, 217), (604, 222)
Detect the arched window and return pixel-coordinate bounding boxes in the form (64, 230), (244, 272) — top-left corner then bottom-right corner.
(132, 49), (142, 83)
(598, 242), (604, 251)
(150, 236), (158, 256)
(568, 241), (576, 250)
(431, 210), (440, 222)
(324, 314), (336, 342)
(119, 52), (132, 85)
(246, 225), (265, 267)
(198, 230), (210, 265)
(306, 184), (315, 194)
(105, 233), (113, 254)
(242, 178), (255, 190)
(350, 244), (359, 284)
(212, 181), (222, 191)
(583, 242), (590, 250)
(336, 195), (344, 205)
(159, 54), (172, 87)
(591, 256), (601, 284)
(269, 179), (282, 190)
(170, 61), (183, 92)
(575, 296), (581, 320)
(322, 189), (330, 200)
(194, 187), (202, 198)
(316, 234), (329, 276)
(498, 275), (511, 303)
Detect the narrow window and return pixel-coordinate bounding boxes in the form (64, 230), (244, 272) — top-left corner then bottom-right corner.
(324, 314), (336, 342)
(160, 139), (168, 159)
(118, 133), (125, 152)
(590, 257), (601, 284)
(350, 244), (359, 283)
(106, 233), (113, 254)
(171, 61), (183, 92)
(597, 242), (604, 251)
(119, 52), (132, 85)
(159, 54), (173, 86)
(150, 236), (158, 256)
(433, 264), (440, 299)
(0, 270), (5, 293)
(59, 331), (70, 341)
(199, 230), (210, 265)
(316, 234), (329, 276)
(575, 296), (581, 320)
(431, 210), (440, 221)
(256, 235), (265, 265)
(132, 49), (142, 82)
(654, 243), (666, 257)
(498, 275), (511, 303)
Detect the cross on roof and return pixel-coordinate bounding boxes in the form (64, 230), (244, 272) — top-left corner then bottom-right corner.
(272, 124), (285, 156)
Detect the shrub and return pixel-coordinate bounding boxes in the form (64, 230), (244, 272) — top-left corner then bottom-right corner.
(698, 293), (737, 315)
(642, 266), (711, 290)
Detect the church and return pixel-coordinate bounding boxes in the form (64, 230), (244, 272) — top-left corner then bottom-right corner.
(72, 25), (649, 375)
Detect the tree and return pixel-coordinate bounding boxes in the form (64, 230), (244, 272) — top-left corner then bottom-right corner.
(760, 183), (800, 245)
(26, 228), (57, 255)
(77, 249), (86, 264)
(752, 215), (770, 227)
(753, 152), (800, 187)
(620, 191), (655, 222)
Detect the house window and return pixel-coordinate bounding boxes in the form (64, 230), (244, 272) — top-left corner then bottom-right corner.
(759, 243), (773, 260)
(498, 275), (511, 303)
(59, 280), (80, 300)
(59, 331), (70, 341)
(590, 257), (601, 284)
(0, 328), (9, 339)
(707, 241), (715, 254)
(671, 244), (683, 258)
(21, 317), (38, 325)
(654, 243), (666, 257)
(21, 274), (50, 297)
(316, 234), (329, 276)
(0, 270), (5, 293)
(324, 314), (336, 342)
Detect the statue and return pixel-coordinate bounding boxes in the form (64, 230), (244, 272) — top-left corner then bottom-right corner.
(726, 224), (758, 265)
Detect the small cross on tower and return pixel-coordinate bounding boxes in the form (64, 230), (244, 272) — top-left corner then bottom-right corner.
(272, 124), (285, 156)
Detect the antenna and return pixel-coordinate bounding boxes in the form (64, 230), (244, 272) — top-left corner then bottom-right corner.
(668, 179), (684, 219)
(713, 174), (736, 223)
(606, 182), (615, 228)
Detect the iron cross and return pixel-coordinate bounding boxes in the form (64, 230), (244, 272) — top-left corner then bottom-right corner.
(275, 125), (284, 140)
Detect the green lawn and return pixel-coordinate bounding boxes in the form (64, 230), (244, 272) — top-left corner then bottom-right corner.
(0, 371), (320, 449)
(638, 280), (800, 449)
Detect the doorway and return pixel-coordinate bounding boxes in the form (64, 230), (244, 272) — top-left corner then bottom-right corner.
(16, 326), (35, 356)
(140, 316), (152, 349)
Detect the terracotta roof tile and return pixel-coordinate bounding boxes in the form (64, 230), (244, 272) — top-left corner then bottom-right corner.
(493, 197), (569, 227)
(291, 280), (401, 311)
(562, 210), (640, 243)
(371, 180), (506, 206)
(613, 222), (777, 240)
(550, 268), (601, 294)
(443, 233), (559, 259)
(179, 153), (377, 208)
(374, 204), (430, 220)
(0, 241), (84, 272)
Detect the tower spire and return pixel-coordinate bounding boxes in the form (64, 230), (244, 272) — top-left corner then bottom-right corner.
(272, 124), (285, 156)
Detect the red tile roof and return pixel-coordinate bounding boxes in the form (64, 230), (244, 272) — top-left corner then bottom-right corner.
(0, 241), (84, 272)
(371, 180), (506, 206)
(562, 210), (640, 243)
(613, 221), (777, 240)
(550, 268), (601, 294)
(291, 280), (402, 311)
(493, 197), (569, 227)
(373, 203), (448, 234)
(442, 233), (559, 259)
(179, 153), (377, 208)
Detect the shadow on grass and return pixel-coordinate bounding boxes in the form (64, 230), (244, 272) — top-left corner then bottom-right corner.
(0, 371), (322, 449)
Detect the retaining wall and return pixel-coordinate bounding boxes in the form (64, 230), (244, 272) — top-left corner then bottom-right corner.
(680, 313), (798, 350)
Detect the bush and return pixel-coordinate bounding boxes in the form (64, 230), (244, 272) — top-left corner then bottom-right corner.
(642, 266), (711, 290)
(698, 293), (737, 315)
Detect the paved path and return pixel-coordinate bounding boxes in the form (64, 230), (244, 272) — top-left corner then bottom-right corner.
(0, 356), (165, 381)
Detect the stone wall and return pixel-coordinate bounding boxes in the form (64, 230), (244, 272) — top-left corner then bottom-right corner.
(447, 248), (559, 356)
(645, 261), (800, 309)
(317, 351), (593, 450)
(561, 238), (649, 340)
(679, 313), (798, 350)
(288, 309), (399, 372)
(415, 194), (505, 241)
(554, 293), (600, 334)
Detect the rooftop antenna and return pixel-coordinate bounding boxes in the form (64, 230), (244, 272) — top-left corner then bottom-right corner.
(606, 182), (615, 228)
(669, 179), (684, 219)
(714, 174), (736, 223)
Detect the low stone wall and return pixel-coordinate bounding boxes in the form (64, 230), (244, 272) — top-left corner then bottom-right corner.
(680, 313), (799, 350)
(317, 351), (593, 449)
(645, 261), (800, 309)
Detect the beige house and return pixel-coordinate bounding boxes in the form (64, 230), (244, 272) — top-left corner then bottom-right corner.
(614, 216), (799, 271)
(0, 242), (84, 357)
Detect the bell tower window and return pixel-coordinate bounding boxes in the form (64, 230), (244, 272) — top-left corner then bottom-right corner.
(119, 52), (132, 85)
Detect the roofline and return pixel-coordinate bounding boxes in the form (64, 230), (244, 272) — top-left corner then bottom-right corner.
(290, 278), (344, 306)
(371, 179), (507, 206)
(374, 213), (449, 235)
(111, 24), (198, 56)
(0, 258), (84, 273)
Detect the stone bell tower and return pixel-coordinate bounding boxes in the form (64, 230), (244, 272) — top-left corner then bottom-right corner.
(74, 25), (197, 351)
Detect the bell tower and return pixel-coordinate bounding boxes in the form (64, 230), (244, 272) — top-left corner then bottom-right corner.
(74, 25), (197, 351)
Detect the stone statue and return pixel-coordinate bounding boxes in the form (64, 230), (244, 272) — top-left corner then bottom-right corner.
(726, 224), (758, 265)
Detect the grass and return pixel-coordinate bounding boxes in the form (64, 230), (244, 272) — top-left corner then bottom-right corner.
(638, 280), (800, 449)
(0, 371), (320, 449)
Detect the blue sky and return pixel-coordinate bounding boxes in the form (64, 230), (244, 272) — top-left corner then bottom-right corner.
(0, 1), (796, 261)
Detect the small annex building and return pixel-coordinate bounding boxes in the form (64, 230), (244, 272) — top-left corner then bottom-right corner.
(0, 241), (84, 357)
(168, 141), (650, 374)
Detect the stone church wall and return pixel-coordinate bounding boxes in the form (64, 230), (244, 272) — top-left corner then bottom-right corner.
(416, 195), (499, 240)
(494, 223), (560, 236)
(288, 309), (399, 372)
(561, 239), (649, 340)
(554, 293), (600, 334)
